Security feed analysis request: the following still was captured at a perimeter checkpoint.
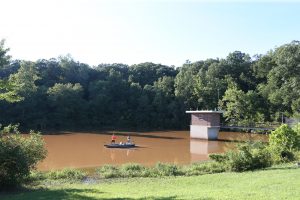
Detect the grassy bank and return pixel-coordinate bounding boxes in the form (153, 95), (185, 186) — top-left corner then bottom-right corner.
(1, 164), (299, 200)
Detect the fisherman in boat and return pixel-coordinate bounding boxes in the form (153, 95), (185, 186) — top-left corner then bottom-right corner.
(111, 134), (117, 144)
(126, 135), (131, 144)
(105, 135), (135, 148)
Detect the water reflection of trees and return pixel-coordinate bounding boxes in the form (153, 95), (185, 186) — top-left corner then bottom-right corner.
(190, 132), (269, 158)
(218, 131), (268, 143)
(190, 140), (234, 155)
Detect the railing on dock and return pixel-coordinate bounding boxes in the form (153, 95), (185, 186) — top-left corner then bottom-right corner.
(220, 123), (280, 131)
(220, 125), (275, 131)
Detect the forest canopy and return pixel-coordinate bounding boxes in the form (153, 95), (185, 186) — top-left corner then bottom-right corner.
(0, 40), (300, 131)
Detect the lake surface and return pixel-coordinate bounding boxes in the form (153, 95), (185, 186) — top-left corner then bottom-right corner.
(37, 131), (268, 171)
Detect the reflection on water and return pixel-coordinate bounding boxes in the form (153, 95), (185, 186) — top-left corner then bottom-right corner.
(37, 131), (268, 171)
(190, 140), (233, 162)
(218, 131), (268, 142)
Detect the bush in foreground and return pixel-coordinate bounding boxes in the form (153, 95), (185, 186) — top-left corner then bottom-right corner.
(96, 162), (225, 178)
(96, 165), (121, 178)
(269, 124), (300, 163)
(120, 163), (150, 177)
(210, 142), (272, 172)
(151, 163), (183, 177)
(28, 168), (87, 182)
(182, 162), (226, 176)
(46, 168), (86, 180)
(0, 125), (47, 189)
(209, 124), (300, 171)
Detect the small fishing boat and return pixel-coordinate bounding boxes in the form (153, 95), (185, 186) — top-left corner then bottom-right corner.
(104, 143), (136, 148)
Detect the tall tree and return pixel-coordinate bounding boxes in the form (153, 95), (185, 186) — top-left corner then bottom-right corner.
(258, 41), (300, 119)
(0, 40), (22, 103)
(47, 83), (87, 129)
(221, 83), (267, 126)
(9, 62), (40, 96)
(174, 62), (199, 109)
(0, 39), (10, 69)
(129, 62), (177, 87)
(0, 80), (22, 103)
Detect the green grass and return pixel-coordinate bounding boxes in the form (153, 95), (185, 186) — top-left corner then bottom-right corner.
(1, 164), (299, 200)
(95, 162), (226, 178)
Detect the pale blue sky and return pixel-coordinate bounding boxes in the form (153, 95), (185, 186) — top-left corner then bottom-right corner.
(1, 0), (299, 67)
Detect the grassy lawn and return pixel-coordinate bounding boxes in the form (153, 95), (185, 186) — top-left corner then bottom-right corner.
(1, 165), (299, 200)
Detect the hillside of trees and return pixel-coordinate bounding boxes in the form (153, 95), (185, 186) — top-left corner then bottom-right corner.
(0, 39), (300, 131)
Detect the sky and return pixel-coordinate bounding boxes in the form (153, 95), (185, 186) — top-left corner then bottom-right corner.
(0, 0), (300, 67)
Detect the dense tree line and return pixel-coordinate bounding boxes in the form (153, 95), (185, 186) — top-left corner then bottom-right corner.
(0, 39), (300, 131)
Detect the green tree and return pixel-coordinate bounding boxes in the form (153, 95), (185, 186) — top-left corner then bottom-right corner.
(174, 62), (198, 109)
(221, 83), (266, 126)
(269, 124), (299, 162)
(258, 41), (300, 119)
(0, 80), (23, 102)
(9, 61), (40, 96)
(153, 76), (186, 129)
(136, 84), (155, 129)
(35, 58), (63, 87)
(47, 83), (87, 129)
(224, 51), (255, 91)
(4, 62), (43, 128)
(193, 66), (225, 110)
(0, 124), (47, 188)
(0, 39), (11, 69)
(59, 55), (92, 88)
(0, 40), (22, 103)
(129, 62), (177, 87)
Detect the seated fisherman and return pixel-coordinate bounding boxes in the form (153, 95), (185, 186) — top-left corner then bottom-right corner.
(126, 135), (131, 144)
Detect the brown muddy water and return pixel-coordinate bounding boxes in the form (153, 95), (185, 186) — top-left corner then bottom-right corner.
(37, 131), (268, 171)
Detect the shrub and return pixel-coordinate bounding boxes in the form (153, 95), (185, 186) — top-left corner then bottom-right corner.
(270, 124), (299, 150)
(26, 171), (47, 182)
(269, 124), (299, 163)
(292, 123), (300, 150)
(97, 163), (184, 178)
(26, 169), (87, 182)
(151, 163), (182, 177)
(209, 154), (228, 163)
(210, 142), (272, 172)
(183, 162), (226, 176)
(120, 163), (149, 177)
(251, 146), (272, 169)
(96, 165), (121, 178)
(0, 125), (47, 188)
(46, 168), (86, 180)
